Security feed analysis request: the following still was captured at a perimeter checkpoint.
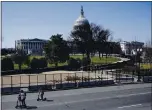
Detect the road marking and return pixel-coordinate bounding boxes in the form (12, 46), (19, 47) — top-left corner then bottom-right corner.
(118, 104), (142, 109)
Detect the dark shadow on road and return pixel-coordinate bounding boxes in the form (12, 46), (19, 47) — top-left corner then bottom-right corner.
(26, 106), (37, 109)
(46, 99), (54, 102)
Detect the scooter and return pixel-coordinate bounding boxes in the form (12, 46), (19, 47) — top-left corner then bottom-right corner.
(15, 104), (27, 109)
(37, 94), (47, 101)
(15, 101), (27, 109)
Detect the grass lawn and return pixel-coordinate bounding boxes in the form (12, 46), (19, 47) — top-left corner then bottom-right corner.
(9, 55), (120, 70)
(140, 63), (152, 69)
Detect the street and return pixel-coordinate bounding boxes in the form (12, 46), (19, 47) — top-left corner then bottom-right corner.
(2, 83), (152, 110)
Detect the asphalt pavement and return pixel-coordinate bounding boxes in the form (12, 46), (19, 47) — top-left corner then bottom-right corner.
(2, 83), (152, 110)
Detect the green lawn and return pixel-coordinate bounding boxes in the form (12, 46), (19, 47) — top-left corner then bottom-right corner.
(140, 63), (152, 69)
(7, 55), (120, 70)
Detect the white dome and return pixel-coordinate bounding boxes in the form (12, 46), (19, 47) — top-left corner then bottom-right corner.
(74, 6), (89, 27)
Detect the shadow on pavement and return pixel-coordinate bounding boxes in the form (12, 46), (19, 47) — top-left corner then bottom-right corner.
(46, 99), (54, 102)
(26, 106), (37, 109)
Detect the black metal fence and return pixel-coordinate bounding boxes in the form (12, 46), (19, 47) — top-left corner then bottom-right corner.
(1, 68), (152, 94)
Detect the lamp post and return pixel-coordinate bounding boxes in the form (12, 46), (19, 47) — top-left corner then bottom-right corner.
(136, 48), (142, 82)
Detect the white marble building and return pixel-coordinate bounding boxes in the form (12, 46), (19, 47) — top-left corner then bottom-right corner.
(15, 38), (48, 55)
(120, 41), (144, 55)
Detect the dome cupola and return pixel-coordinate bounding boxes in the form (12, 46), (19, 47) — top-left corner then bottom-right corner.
(74, 6), (89, 27)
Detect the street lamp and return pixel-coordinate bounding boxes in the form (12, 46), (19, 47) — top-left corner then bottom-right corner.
(136, 48), (142, 82)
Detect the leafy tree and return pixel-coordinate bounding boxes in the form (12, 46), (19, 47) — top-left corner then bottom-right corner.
(39, 58), (48, 68)
(67, 58), (81, 69)
(1, 49), (8, 56)
(144, 47), (152, 63)
(1, 57), (14, 71)
(1, 48), (16, 56)
(24, 55), (31, 68)
(71, 22), (94, 60)
(30, 58), (47, 69)
(44, 34), (70, 67)
(11, 49), (28, 70)
(90, 23), (110, 59)
(81, 57), (91, 67)
(30, 58), (39, 69)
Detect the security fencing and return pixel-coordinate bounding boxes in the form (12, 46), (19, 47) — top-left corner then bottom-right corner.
(1, 68), (152, 94)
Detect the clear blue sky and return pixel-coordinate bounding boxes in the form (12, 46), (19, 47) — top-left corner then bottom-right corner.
(2, 2), (151, 48)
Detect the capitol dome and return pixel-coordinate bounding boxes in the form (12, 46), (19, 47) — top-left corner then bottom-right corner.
(74, 6), (89, 27)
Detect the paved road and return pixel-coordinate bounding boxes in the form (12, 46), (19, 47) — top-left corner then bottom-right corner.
(2, 83), (152, 110)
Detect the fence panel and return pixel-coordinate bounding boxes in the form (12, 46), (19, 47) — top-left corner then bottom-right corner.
(45, 74), (53, 90)
(38, 74), (45, 85)
(12, 75), (20, 87)
(62, 73), (69, 83)
(2, 76), (12, 87)
(53, 73), (61, 89)
(29, 75), (37, 86)
(20, 75), (29, 87)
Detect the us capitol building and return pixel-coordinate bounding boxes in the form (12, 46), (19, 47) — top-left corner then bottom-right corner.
(15, 6), (88, 55)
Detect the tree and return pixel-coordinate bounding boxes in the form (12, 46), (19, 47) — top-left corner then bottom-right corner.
(24, 55), (31, 68)
(1, 57), (14, 71)
(81, 57), (91, 67)
(144, 47), (152, 63)
(11, 49), (28, 70)
(1, 49), (8, 56)
(44, 34), (70, 67)
(90, 23), (110, 59)
(30, 58), (47, 69)
(67, 58), (81, 69)
(71, 23), (94, 60)
(30, 58), (39, 69)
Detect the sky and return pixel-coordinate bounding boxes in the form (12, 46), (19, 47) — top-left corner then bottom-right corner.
(2, 2), (151, 48)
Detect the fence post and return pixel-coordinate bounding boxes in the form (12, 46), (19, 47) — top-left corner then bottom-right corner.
(53, 74), (55, 89)
(11, 76), (13, 93)
(126, 71), (127, 82)
(29, 75), (30, 90)
(101, 69), (103, 82)
(106, 71), (108, 81)
(2, 77), (3, 94)
(20, 75), (21, 88)
(37, 75), (38, 90)
(60, 73), (62, 89)
(132, 70), (134, 82)
(82, 72), (84, 86)
(95, 70), (97, 85)
(45, 74), (46, 89)
(75, 73), (77, 87)
(68, 73), (69, 84)
(119, 70), (120, 83)
(88, 70), (90, 84)
(112, 69), (113, 79)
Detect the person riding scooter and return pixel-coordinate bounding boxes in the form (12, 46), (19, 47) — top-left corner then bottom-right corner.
(37, 88), (46, 101)
(16, 90), (26, 108)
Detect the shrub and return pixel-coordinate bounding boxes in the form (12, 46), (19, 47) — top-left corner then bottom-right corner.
(67, 58), (81, 69)
(65, 76), (81, 81)
(1, 57), (14, 71)
(39, 58), (48, 68)
(30, 58), (48, 69)
(81, 57), (91, 67)
(30, 58), (39, 69)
